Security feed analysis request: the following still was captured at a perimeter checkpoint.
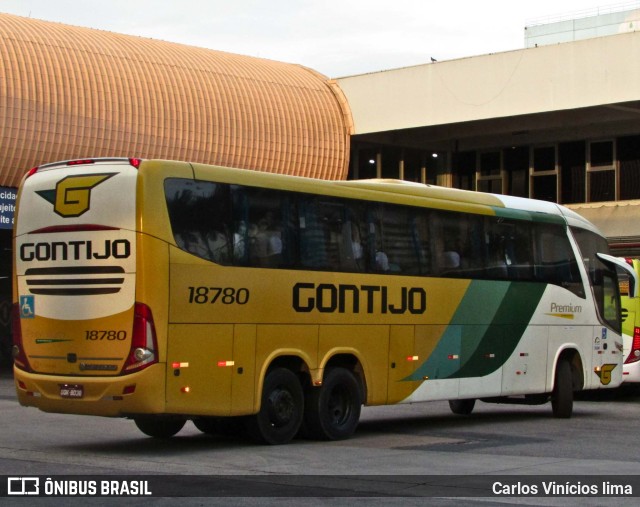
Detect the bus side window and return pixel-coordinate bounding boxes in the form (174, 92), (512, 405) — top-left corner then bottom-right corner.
(339, 204), (368, 273)
(368, 206), (389, 273)
(431, 211), (470, 278)
(364, 203), (422, 275)
(298, 197), (329, 270)
(344, 220), (363, 271)
(296, 197), (369, 273)
(535, 225), (584, 298)
(412, 211), (432, 276)
(481, 218), (535, 281)
(234, 187), (290, 269)
(165, 178), (233, 264)
(504, 223), (535, 280)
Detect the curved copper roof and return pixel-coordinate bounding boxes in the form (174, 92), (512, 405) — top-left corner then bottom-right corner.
(0, 14), (353, 187)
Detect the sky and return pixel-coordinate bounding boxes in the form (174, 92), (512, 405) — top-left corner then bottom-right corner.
(0, 0), (636, 76)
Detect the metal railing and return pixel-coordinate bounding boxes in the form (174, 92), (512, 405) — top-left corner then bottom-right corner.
(526, 1), (640, 27)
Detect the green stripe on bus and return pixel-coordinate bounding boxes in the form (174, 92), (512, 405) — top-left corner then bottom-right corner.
(452, 281), (547, 378)
(491, 206), (566, 225)
(404, 281), (546, 381)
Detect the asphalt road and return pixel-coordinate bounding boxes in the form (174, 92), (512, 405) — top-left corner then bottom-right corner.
(1, 370), (640, 506)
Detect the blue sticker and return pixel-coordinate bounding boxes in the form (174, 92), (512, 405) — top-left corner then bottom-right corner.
(19, 295), (35, 319)
(602, 327), (607, 340)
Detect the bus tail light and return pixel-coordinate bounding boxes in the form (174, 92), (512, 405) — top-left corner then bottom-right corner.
(128, 157), (142, 169)
(11, 303), (33, 372)
(66, 159), (96, 166)
(25, 157), (142, 179)
(123, 303), (158, 374)
(624, 327), (640, 365)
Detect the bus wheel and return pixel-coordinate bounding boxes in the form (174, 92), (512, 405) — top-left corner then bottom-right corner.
(449, 399), (476, 415)
(247, 368), (303, 445)
(134, 416), (186, 438)
(193, 417), (244, 437)
(551, 359), (573, 418)
(193, 417), (217, 435)
(304, 367), (362, 440)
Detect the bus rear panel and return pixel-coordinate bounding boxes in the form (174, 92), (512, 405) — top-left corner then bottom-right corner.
(13, 158), (166, 416)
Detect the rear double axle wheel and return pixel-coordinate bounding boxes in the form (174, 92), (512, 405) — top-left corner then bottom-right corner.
(248, 366), (363, 444)
(303, 367), (362, 441)
(247, 367), (305, 445)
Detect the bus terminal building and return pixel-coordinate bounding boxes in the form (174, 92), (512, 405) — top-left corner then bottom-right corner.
(2, 8), (640, 257)
(340, 9), (640, 257)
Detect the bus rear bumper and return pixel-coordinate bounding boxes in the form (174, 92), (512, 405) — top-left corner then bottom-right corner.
(13, 364), (166, 417)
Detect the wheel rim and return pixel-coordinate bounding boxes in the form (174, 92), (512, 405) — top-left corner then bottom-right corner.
(267, 386), (295, 427)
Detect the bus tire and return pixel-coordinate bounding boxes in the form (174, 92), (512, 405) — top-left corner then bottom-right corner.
(551, 359), (573, 418)
(193, 417), (243, 437)
(304, 367), (362, 441)
(449, 399), (476, 415)
(246, 367), (303, 445)
(133, 416), (186, 438)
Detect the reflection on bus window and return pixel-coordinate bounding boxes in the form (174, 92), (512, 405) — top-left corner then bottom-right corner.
(572, 227), (620, 332)
(165, 178), (586, 296)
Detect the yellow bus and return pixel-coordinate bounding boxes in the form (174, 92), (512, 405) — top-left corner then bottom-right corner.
(12, 158), (637, 444)
(619, 258), (640, 382)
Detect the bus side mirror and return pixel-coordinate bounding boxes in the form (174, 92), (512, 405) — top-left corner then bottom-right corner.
(597, 253), (639, 298)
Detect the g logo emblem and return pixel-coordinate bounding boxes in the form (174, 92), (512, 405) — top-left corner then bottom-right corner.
(36, 173), (115, 217)
(595, 364), (617, 386)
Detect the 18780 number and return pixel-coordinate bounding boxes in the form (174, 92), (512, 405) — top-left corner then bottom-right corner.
(85, 330), (127, 340)
(188, 287), (250, 305)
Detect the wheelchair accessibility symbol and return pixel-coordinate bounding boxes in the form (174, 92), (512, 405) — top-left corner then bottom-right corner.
(20, 295), (35, 318)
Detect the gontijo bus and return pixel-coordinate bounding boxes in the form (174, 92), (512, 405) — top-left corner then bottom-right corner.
(12, 158), (638, 444)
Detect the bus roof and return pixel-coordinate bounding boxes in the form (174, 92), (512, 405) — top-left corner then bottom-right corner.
(186, 161), (582, 227)
(25, 158), (600, 232)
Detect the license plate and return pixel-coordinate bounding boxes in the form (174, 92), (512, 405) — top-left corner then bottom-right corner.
(59, 384), (84, 399)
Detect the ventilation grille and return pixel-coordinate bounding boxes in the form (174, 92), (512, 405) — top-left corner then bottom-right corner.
(25, 266), (125, 296)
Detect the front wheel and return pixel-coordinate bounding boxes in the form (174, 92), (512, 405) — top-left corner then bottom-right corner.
(193, 417), (244, 437)
(449, 399), (476, 415)
(551, 359), (573, 418)
(304, 367), (362, 440)
(246, 368), (304, 445)
(134, 416), (186, 438)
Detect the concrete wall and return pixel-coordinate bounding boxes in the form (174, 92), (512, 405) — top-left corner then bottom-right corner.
(337, 31), (640, 135)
